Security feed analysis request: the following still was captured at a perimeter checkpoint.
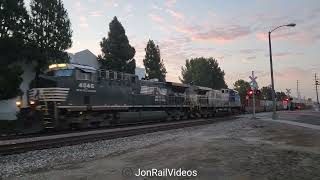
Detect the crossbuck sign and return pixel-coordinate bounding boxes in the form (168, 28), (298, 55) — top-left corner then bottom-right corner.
(249, 71), (258, 89)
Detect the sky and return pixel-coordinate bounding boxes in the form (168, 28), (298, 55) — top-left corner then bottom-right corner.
(25, 0), (320, 100)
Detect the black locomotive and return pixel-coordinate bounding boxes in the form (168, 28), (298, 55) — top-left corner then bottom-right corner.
(17, 63), (241, 132)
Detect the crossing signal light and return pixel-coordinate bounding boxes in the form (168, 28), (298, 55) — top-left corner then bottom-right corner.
(255, 90), (261, 96)
(247, 89), (254, 96)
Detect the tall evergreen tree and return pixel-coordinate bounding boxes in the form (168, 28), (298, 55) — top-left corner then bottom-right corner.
(98, 16), (136, 73)
(180, 57), (227, 89)
(30, 0), (72, 75)
(0, 0), (30, 99)
(143, 39), (166, 82)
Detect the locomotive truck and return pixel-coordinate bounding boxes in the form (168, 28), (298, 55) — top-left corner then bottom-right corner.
(16, 63), (241, 132)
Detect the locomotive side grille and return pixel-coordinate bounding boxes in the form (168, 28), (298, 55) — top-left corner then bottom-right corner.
(28, 88), (70, 102)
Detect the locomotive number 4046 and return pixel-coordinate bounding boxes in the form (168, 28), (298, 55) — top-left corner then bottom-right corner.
(78, 82), (95, 89)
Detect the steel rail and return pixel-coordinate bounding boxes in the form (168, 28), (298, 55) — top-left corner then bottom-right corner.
(0, 115), (237, 156)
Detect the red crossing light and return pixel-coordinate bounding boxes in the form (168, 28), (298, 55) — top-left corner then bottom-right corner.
(247, 89), (254, 96)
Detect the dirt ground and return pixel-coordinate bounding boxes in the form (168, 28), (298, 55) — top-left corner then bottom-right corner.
(8, 118), (320, 180)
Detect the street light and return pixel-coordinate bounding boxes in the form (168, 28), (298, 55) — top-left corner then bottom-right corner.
(268, 23), (296, 119)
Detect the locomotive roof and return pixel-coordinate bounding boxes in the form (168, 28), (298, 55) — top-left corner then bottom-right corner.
(48, 63), (97, 73)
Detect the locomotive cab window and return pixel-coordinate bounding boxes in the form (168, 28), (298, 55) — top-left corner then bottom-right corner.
(46, 69), (73, 77)
(76, 69), (93, 81)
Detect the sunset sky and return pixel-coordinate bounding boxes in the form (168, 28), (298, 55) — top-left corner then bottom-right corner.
(25, 0), (320, 100)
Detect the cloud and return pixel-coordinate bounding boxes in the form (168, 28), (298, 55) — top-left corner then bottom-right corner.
(165, 0), (177, 8)
(152, 4), (163, 11)
(191, 25), (251, 43)
(149, 14), (165, 23)
(239, 49), (263, 55)
(276, 67), (312, 81)
(166, 9), (184, 20)
(103, 1), (118, 8)
(75, 1), (87, 12)
(256, 31), (297, 41)
(256, 22), (320, 44)
(124, 3), (133, 13)
(79, 23), (89, 28)
(89, 11), (103, 17)
(263, 52), (304, 58)
(174, 25), (198, 34)
(240, 59), (251, 64)
(247, 56), (257, 60)
(79, 16), (89, 29)
(239, 56), (256, 64)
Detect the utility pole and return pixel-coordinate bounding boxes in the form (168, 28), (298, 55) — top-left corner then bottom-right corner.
(315, 73), (319, 104)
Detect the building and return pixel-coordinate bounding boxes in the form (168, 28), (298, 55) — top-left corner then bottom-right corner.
(68, 49), (100, 69)
(135, 67), (146, 80)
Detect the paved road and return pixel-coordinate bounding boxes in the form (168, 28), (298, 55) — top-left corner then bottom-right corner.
(277, 110), (320, 126)
(241, 110), (320, 127)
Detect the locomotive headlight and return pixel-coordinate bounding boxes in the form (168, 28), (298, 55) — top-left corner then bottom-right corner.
(16, 101), (22, 107)
(29, 100), (35, 105)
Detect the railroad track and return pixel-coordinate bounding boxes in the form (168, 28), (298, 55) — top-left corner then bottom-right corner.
(0, 115), (238, 156)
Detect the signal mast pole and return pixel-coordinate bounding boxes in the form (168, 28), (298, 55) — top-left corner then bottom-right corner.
(315, 73), (319, 105)
(296, 80), (300, 103)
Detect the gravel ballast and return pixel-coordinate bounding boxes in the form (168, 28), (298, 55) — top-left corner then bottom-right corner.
(1, 117), (320, 179)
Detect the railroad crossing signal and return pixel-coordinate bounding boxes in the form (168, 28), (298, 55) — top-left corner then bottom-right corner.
(286, 88), (291, 95)
(249, 71), (258, 89)
(249, 71), (258, 119)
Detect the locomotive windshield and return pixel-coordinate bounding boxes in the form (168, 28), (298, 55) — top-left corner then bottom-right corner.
(46, 69), (73, 77)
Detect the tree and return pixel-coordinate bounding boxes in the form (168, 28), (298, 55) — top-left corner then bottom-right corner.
(0, 0), (30, 99)
(233, 79), (250, 105)
(260, 86), (273, 100)
(276, 91), (286, 101)
(180, 57), (227, 89)
(30, 0), (72, 76)
(143, 39), (166, 82)
(98, 16), (136, 74)
(0, 65), (23, 99)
